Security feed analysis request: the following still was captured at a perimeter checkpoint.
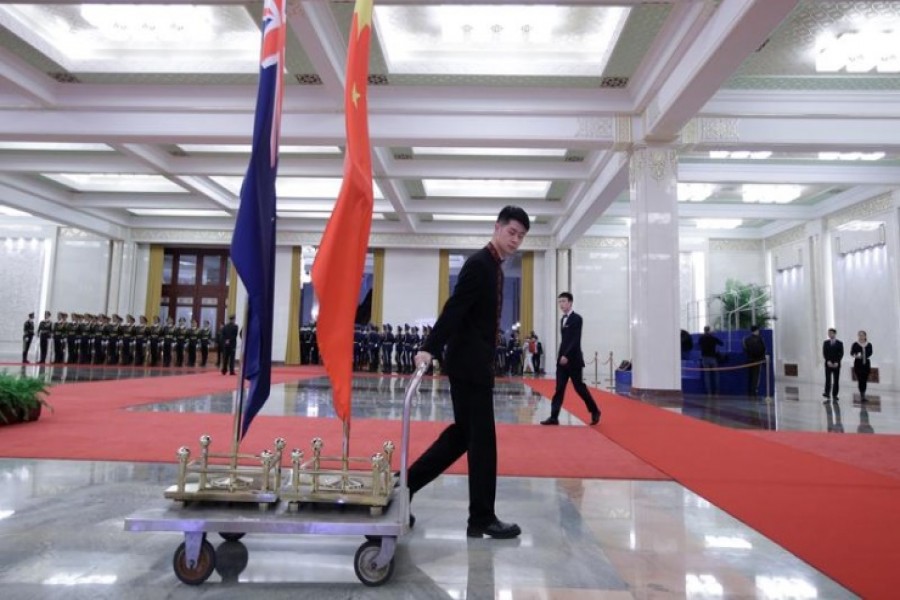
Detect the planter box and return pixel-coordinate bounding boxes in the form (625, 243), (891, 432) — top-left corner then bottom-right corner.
(0, 404), (42, 426)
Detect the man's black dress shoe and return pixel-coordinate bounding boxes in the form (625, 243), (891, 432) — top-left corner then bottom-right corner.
(822, 392), (829, 398)
(540, 417), (559, 425)
(466, 519), (521, 539)
(590, 411), (601, 425)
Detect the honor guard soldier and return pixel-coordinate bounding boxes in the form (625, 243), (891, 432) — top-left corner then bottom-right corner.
(220, 315), (239, 375)
(92, 315), (106, 364)
(367, 324), (381, 372)
(66, 313), (79, 364)
(37, 311), (53, 363)
(121, 315), (135, 365)
(106, 315), (121, 365)
(353, 325), (365, 371)
(52, 312), (68, 364)
(381, 323), (395, 374)
(22, 312), (35, 363)
(133, 316), (148, 365)
(215, 322), (224, 368)
(161, 317), (175, 367)
(77, 314), (91, 364)
(186, 319), (199, 367)
(408, 326), (421, 373)
(308, 324), (319, 365)
(199, 320), (212, 367)
(174, 317), (187, 367)
(148, 316), (162, 366)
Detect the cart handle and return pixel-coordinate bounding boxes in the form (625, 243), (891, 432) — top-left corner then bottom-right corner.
(398, 362), (428, 493)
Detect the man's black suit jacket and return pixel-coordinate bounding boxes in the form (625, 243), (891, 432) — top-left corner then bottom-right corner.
(422, 245), (499, 386)
(823, 339), (844, 364)
(558, 311), (586, 368)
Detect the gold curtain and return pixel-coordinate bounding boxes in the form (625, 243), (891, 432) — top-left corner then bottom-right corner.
(228, 263), (238, 318)
(372, 248), (384, 326)
(284, 247), (302, 365)
(438, 249), (450, 314)
(144, 245), (164, 319)
(520, 251), (534, 337)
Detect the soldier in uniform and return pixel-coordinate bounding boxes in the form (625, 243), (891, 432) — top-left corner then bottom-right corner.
(367, 324), (381, 372)
(161, 317), (175, 367)
(186, 319), (199, 367)
(22, 312), (35, 363)
(215, 322), (224, 368)
(37, 311), (53, 363)
(381, 323), (395, 374)
(92, 315), (106, 365)
(148, 316), (163, 367)
(174, 317), (187, 367)
(134, 316), (148, 366)
(52, 312), (68, 364)
(67, 313), (80, 364)
(199, 320), (212, 367)
(308, 324), (319, 365)
(220, 315), (239, 375)
(353, 324), (365, 371)
(121, 315), (135, 365)
(77, 314), (91, 364)
(106, 315), (120, 365)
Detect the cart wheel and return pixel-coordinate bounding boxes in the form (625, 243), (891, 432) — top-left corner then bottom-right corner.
(354, 540), (394, 587)
(172, 539), (216, 585)
(219, 532), (245, 542)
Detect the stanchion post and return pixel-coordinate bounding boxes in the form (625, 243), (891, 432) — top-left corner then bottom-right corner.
(593, 351), (599, 386)
(608, 351), (614, 391)
(764, 354), (772, 402)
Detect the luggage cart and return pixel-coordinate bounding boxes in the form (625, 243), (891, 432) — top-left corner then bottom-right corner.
(124, 363), (427, 587)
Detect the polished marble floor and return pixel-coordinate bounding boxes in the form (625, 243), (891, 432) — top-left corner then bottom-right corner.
(2, 361), (889, 598)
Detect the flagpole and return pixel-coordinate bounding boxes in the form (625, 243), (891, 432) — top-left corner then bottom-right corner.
(230, 299), (251, 473)
(342, 418), (350, 488)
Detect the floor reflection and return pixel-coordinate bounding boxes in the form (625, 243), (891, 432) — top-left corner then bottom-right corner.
(0, 363), (209, 384)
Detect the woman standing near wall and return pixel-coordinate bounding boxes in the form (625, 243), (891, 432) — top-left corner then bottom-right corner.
(851, 330), (873, 402)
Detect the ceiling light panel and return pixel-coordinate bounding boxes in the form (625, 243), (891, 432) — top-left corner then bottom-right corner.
(0, 206), (31, 217)
(695, 219), (743, 230)
(210, 177), (384, 200)
(374, 5), (631, 76)
(43, 173), (187, 193)
(0, 142), (112, 152)
(413, 147), (567, 157)
(432, 214), (499, 222)
(423, 179), (551, 199)
(0, 4), (259, 73)
(742, 184), (803, 204)
(179, 145), (342, 155)
(128, 209), (229, 217)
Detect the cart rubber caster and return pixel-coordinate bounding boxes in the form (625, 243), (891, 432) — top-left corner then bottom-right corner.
(173, 539), (216, 585)
(354, 540), (394, 586)
(219, 532), (245, 542)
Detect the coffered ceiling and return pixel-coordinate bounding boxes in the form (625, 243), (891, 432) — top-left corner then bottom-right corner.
(0, 0), (898, 245)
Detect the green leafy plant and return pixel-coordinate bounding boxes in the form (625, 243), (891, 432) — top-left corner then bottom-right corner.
(0, 372), (53, 424)
(718, 279), (772, 330)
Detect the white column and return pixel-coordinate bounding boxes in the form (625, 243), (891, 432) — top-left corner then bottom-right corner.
(629, 146), (681, 391)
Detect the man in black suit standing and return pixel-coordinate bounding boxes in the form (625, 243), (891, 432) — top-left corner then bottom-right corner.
(220, 315), (239, 375)
(822, 327), (844, 402)
(409, 205), (530, 540)
(541, 292), (601, 426)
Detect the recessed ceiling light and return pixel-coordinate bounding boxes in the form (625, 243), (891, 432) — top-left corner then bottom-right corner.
(179, 144), (342, 155)
(837, 220), (883, 232)
(677, 183), (715, 202)
(432, 214), (498, 222)
(0, 206), (31, 217)
(278, 212), (384, 220)
(210, 176), (384, 200)
(375, 5), (630, 77)
(0, 142), (111, 152)
(43, 173), (187, 193)
(423, 179), (550, 199)
(128, 209), (229, 217)
(0, 4), (259, 73)
(742, 184), (802, 204)
(696, 218), (743, 230)
(817, 151), (885, 161)
(413, 147), (567, 157)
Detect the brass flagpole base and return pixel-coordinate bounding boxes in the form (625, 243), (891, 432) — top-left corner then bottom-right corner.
(164, 434), (286, 508)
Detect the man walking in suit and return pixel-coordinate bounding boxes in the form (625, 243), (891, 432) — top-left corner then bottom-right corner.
(408, 205), (530, 540)
(541, 292), (601, 426)
(823, 328), (844, 402)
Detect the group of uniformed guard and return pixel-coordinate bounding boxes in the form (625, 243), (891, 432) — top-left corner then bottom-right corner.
(351, 323), (433, 374)
(22, 311), (215, 368)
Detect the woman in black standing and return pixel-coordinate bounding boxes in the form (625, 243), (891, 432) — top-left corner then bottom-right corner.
(851, 330), (873, 402)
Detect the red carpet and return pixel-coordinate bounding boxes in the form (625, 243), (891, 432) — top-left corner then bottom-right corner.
(0, 368), (664, 482)
(526, 378), (900, 599)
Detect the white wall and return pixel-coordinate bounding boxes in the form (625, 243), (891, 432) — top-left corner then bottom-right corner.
(50, 231), (111, 315)
(830, 207), (899, 389)
(571, 238), (630, 378)
(272, 246), (293, 362)
(382, 248), (440, 327)
(0, 236), (51, 356)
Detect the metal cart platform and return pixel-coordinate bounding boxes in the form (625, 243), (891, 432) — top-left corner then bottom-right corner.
(124, 364), (426, 587)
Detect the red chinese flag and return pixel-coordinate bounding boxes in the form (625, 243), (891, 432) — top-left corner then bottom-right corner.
(310, 0), (374, 423)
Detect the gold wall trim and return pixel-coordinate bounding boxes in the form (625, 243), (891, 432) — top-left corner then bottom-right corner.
(144, 245), (164, 319)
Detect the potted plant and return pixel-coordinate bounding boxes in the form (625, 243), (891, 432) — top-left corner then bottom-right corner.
(717, 279), (773, 330)
(0, 372), (53, 425)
